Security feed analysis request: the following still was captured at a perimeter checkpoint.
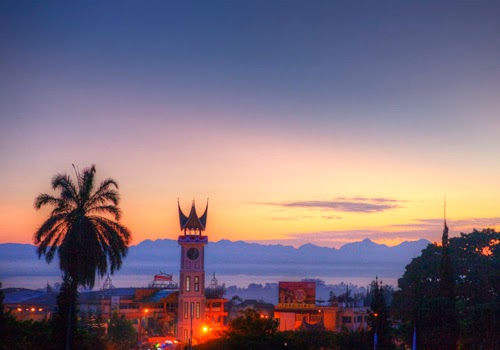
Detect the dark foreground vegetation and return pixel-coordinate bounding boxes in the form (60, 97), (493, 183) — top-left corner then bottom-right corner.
(0, 283), (136, 350)
(195, 309), (372, 350)
(393, 228), (499, 350)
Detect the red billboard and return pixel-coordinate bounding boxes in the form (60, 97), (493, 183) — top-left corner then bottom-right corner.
(277, 281), (316, 309)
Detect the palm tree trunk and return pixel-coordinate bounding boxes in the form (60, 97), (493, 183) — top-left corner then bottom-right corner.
(65, 276), (78, 350)
(65, 298), (74, 350)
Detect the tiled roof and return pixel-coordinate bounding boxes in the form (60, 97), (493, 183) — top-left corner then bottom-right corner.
(3, 288), (48, 304)
(179, 200), (208, 232)
(78, 288), (137, 301)
(139, 289), (178, 303)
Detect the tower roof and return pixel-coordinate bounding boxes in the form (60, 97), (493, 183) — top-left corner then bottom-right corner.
(178, 199), (208, 233)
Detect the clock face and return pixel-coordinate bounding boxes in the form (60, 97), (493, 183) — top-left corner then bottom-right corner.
(187, 247), (199, 260)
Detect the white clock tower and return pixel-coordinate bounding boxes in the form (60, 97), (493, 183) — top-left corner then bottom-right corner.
(177, 200), (208, 346)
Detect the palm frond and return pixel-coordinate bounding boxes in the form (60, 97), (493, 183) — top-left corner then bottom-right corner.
(33, 214), (67, 245)
(44, 246), (57, 263)
(77, 221), (106, 288)
(50, 201), (73, 216)
(90, 216), (131, 273)
(88, 205), (122, 220)
(35, 219), (69, 262)
(78, 165), (96, 203)
(34, 194), (62, 210)
(57, 223), (83, 278)
(93, 216), (131, 248)
(86, 179), (120, 208)
(51, 173), (78, 203)
(91, 227), (109, 285)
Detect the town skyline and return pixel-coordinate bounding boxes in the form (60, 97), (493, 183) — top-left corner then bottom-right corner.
(1, 2), (499, 248)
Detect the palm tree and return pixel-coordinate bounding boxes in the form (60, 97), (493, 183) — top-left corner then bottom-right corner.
(34, 164), (131, 349)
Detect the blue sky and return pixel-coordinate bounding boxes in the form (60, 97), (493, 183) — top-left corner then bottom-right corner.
(1, 1), (499, 247)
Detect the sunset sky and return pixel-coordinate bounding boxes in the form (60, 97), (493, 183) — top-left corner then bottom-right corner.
(1, 1), (499, 248)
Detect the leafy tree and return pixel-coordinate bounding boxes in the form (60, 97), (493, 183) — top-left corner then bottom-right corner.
(393, 228), (500, 349)
(107, 312), (137, 349)
(219, 308), (280, 349)
(0, 282), (3, 316)
(196, 329), (372, 350)
(80, 312), (106, 338)
(51, 274), (79, 349)
(0, 318), (55, 350)
(434, 221), (458, 350)
(369, 277), (393, 350)
(33, 165), (131, 349)
(230, 295), (243, 305)
(453, 228), (499, 349)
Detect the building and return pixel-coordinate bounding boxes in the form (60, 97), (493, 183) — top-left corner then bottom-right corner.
(204, 273), (228, 338)
(176, 200), (228, 345)
(176, 200), (209, 345)
(226, 298), (275, 321)
(274, 281), (369, 332)
(3, 286), (57, 322)
(78, 275), (179, 342)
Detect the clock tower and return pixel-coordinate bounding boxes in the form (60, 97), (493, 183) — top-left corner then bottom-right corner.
(177, 200), (208, 346)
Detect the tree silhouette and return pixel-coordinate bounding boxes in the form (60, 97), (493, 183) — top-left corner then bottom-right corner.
(435, 220), (458, 349)
(394, 228), (499, 349)
(107, 312), (136, 349)
(33, 165), (131, 349)
(369, 277), (393, 350)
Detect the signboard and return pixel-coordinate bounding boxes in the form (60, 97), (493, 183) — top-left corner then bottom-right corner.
(277, 281), (316, 310)
(154, 274), (172, 281)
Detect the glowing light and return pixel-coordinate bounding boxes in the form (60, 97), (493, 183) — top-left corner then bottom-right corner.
(17, 308), (22, 312)
(202, 326), (209, 333)
(31, 307), (35, 312)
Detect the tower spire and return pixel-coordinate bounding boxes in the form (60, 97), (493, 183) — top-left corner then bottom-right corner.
(442, 196), (449, 247)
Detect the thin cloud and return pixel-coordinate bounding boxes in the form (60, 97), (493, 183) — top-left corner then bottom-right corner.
(388, 217), (500, 231)
(248, 217), (500, 248)
(266, 215), (314, 222)
(337, 197), (402, 203)
(321, 215), (342, 220)
(258, 197), (402, 213)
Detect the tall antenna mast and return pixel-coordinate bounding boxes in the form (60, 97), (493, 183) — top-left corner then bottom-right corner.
(442, 195), (449, 247)
(444, 194), (446, 224)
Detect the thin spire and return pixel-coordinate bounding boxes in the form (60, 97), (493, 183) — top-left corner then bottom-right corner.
(444, 194), (447, 225)
(442, 196), (449, 247)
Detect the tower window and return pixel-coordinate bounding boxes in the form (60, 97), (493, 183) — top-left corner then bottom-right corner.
(196, 302), (200, 319)
(194, 276), (199, 292)
(186, 276), (191, 292)
(184, 302), (188, 319)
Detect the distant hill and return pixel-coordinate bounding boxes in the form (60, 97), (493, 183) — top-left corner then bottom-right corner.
(0, 238), (430, 289)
